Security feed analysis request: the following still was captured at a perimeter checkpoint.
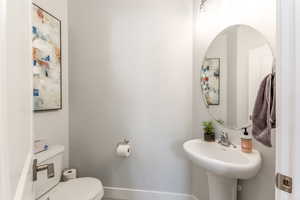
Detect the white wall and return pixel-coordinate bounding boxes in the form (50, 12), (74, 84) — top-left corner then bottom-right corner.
(69, 0), (194, 194)
(0, 0), (33, 199)
(193, 0), (276, 200)
(32, 0), (69, 168)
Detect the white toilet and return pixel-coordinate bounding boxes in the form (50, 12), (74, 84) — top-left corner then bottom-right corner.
(34, 145), (104, 200)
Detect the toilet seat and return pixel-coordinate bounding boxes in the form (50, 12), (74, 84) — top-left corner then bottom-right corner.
(38, 177), (104, 200)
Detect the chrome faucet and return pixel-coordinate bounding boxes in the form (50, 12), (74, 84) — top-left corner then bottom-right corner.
(217, 131), (236, 148)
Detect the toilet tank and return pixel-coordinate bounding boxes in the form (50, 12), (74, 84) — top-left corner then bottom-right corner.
(34, 145), (64, 199)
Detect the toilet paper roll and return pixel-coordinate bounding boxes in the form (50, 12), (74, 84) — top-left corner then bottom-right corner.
(63, 169), (77, 181)
(116, 144), (131, 157)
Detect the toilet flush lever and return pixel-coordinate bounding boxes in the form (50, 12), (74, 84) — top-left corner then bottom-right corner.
(33, 159), (55, 181)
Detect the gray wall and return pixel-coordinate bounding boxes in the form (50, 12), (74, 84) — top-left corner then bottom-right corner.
(33, 0), (69, 168)
(205, 34), (228, 125)
(226, 28), (238, 127)
(69, 0), (194, 194)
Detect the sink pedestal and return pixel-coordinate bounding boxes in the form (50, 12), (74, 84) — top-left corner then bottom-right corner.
(207, 172), (237, 200)
(184, 139), (261, 200)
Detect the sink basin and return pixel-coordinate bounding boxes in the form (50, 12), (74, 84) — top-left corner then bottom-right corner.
(183, 139), (261, 179)
(183, 139), (262, 200)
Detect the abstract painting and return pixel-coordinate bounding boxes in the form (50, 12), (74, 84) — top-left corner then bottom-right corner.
(32, 4), (62, 111)
(201, 58), (220, 105)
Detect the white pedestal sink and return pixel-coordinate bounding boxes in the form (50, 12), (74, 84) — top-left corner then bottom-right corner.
(183, 139), (261, 200)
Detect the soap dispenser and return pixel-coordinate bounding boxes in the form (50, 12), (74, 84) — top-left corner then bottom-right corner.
(241, 127), (252, 153)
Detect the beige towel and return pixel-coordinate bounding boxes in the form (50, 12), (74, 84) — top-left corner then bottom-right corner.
(252, 73), (276, 147)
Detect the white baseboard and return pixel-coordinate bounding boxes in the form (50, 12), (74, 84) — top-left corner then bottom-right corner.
(104, 186), (199, 200)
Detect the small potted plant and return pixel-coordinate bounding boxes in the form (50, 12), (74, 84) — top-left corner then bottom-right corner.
(202, 121), (215, 142)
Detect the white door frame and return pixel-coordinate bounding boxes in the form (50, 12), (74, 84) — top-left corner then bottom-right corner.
(0, 0), (12, 199)
(0, 0), (34, 199)
(276, 0), (300, 199)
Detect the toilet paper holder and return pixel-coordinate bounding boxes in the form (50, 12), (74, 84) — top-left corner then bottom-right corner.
(116, 139), (130, 147)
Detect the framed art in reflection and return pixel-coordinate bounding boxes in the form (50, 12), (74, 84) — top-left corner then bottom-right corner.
(201, 58), (220, 106)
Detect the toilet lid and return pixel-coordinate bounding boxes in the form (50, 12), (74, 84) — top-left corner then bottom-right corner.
(39, 177), (104, 200)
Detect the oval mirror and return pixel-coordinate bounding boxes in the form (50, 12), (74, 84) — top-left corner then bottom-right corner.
(200, 25), (274, 130)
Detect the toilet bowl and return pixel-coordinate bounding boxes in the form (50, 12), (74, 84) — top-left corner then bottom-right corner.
(38, 177), (104, 200)
(34, 145), (104, 200)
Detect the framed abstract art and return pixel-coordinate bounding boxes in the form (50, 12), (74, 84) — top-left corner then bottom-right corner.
(200, 58), (220, 106)
(32, 4), (62, 111)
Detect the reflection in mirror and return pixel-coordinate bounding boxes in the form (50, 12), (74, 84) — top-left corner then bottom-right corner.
(200, 25), (273, 130)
